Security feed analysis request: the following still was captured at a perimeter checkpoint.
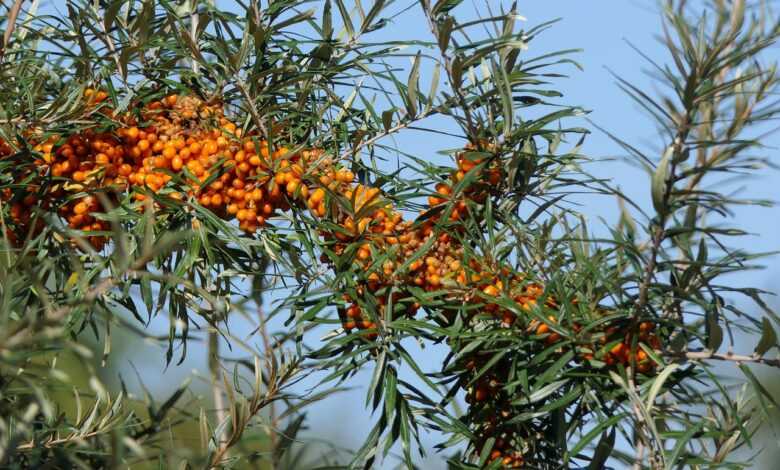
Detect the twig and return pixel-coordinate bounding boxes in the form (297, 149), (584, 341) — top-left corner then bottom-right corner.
(672, 350), (780, 368)
(420, 3), (479, 140)
(234, 79), (269, 140)
(336, 107), (436, 162)
(336, 92), (461, 162)
(207, 355), (282, 468)
(16, 430), (103, 450)
(257, 303), (278, 470)
(208, 330), (227, 457)
(632, 438), (645, 470)
(1, 0), (25, 60)
(190, 1), (199, 75)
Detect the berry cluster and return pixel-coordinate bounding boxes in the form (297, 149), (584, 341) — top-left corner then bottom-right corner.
(2, 93), (333, 247)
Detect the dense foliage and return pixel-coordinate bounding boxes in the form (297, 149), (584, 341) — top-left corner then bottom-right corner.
(1, 0), (778, 469)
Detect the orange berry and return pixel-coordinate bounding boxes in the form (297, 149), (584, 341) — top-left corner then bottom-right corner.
(482, 285), (499, 297)
(474, 386), (488, 402)
(73, 202), (89, 215)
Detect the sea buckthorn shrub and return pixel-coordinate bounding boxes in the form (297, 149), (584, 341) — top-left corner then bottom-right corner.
(1, 1), (779, 469)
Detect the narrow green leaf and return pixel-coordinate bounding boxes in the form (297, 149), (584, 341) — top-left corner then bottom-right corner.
(322, 0), (333, 38)
(407, 52), (421, 118)
(754, 317), (778, 356)
(361, 0), (386, 33)
(664, 421), (704, 469)
(381, 109), (394, 131)
(646, 363), (679, 411)
(706, 304), (723, 352)
(567, 413), (627, 463)
(587, 428), (615, 470)
(651, 146), (673, 215)
(274, 414), (306, 463)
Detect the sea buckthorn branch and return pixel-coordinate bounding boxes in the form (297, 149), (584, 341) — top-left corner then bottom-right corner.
(601, 2), (780, 468)
(677, 350), (780, 368)
(1, 2), (776, 469)
(0, 91), (667, 468)
(305, 139), (668, 468)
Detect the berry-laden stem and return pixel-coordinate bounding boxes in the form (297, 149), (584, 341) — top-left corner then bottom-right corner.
(0, 91), (667, 467)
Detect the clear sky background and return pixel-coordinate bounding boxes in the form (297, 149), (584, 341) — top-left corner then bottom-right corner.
(105, 1), (779, 468)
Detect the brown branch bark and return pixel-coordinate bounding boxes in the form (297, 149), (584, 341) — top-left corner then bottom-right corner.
(670, 350), (780, 368)
(1, 0), (25, 60)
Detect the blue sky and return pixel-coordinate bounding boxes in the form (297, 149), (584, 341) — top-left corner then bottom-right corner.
(110, 1), (779, 468)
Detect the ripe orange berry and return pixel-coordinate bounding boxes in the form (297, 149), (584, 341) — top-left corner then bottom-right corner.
(474, 386), (488, 402)
(482, 285), (499, 297)
(73, 202), (89, 215)
(546, 332), (562, 344)
(162, 146), (177, 159)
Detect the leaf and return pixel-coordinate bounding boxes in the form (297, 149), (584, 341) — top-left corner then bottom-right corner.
(154, 379), (190, 422)
(65, 272), (79, 290)
(567, 413), (627, 463)
(665, 421), (704, 469)
(361, 0), (385, 34)
(271, 9), (316, 32)
(739, 364), (779, 412)
(383, 366), (398, 423)
(407, 52), (421, 118)
(334, 0), (354, 39)
(451, 55), (463, 89)
(527, 379), (569, 404)
(477, 437), (496, 466)
(140, 275), (153, 315)
(381, 109), (394, 131)
(425, 63), (441, 114)
(706, 302), (723, 352)
(651, 146), (673, 215)
(432, 0), (464, 16)
(754, 317), (778, 356)
(335, 83), (361, 123)
(274, 414), (306, 463)
(646, 363), (679, 411)
(587, 427), (615, 470)
(437, 16), (454, 52)
(322, 0), (333, 38)
(104, 0), (124, 31)
(199, 407), (210, 452)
